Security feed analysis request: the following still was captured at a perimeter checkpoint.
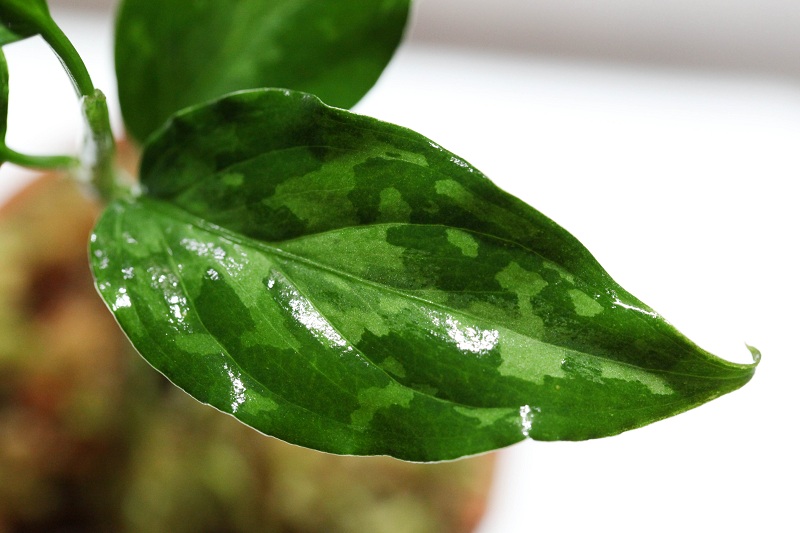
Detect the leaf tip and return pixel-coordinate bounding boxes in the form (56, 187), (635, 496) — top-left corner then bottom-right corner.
(745, 343), (762, 366)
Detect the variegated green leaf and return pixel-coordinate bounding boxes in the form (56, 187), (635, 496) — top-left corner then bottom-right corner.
(115, 0), (410, 143)
(90, 89), (758, 461)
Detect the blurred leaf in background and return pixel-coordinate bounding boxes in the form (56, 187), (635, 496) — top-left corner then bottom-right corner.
(115, 0), (411, 142)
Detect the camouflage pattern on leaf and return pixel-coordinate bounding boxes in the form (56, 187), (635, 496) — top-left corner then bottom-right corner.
(90, 89), (758, 461)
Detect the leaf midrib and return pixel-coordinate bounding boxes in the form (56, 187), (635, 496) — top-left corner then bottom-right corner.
(135, 199), (530, 417)
(140, 197), (750, 382)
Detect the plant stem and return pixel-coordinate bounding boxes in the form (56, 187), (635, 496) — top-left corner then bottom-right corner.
(1, 145), (77, 169)
(81, 89), (122, 201)
(37, 17), (122, 202)
(38, 21), (94, 97)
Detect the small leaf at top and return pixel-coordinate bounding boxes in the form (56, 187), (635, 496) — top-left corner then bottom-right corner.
(0, 0), (50, 45)
(115, 0), (411, 143)
(90, 89), (758, 461)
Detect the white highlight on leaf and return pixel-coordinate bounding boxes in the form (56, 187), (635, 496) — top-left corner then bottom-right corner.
(519, 404), (540, 438)
(147, 266), (190, 331)
(223, 361), (246, 413)
(613, 300), (660, 318)
(113, 288), (131, 310)
(267, 272), (364, 361)
(148, 266), (178, 290)
(450, 156), (469, 168)
(428, 311), (499, 355)
(94, 249), (109, 270)
(289, 291), (350, 350)
(180, 238), (245, 274)
(181, 238), (223, 259)
(608, 290), (660, 318)
(122, 267), (134, 279)
(168, 294), (187, 322)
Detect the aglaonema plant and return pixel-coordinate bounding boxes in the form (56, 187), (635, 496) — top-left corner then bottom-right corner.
(1, 0), (758, 461)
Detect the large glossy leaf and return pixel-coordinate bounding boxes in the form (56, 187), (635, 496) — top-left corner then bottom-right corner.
(90, 89), (758, 461)
(115, 0), (410, 143)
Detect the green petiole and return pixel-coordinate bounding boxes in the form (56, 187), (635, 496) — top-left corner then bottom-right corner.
(0, 144), (78, 169)
(37, 18), (94, 97)
(0, 0), (120, 202)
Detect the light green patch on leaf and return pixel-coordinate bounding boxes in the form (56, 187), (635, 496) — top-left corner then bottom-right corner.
(497, 334), (568, 382)
(466, 299), (544, 340)
(381, 356), (407, 378)
(272, 169), (360, 232)
(351, 381), (414, 427)
(453, 406), (513, 429)
(247, 394), (280, 415)
(568, 289), (604, 317)
(376, 290), (417, 317)
(496, 262), (548, 299)
(281, 225), (407, 284)
(601, 362), (674, 396)
(435, 179), (471, 204)
(446, 228), (479, 258)
(496, 262), (548, 324)
(222, 172), (244, 188)
(433, 178), (539, 244)
(378, 187), (412, 222)
(542, 260), (575, 283)
(175, 332), (219, 354)
(317, 276), (392, 343)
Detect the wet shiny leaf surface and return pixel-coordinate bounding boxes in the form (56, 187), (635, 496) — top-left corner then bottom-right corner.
(115, 0), (410, 142)
(91, 89), (758, 461)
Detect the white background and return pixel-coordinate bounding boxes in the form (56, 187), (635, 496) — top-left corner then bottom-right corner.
(2, 2), (797, 531)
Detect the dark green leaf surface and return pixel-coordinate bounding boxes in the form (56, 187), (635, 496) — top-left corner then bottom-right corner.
(115, 0), (410, 143)
(0, 0), (50, 45)
(91, 89), (758, 461)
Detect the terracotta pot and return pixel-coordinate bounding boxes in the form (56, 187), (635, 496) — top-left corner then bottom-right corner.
(0, 166), (496, 532)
